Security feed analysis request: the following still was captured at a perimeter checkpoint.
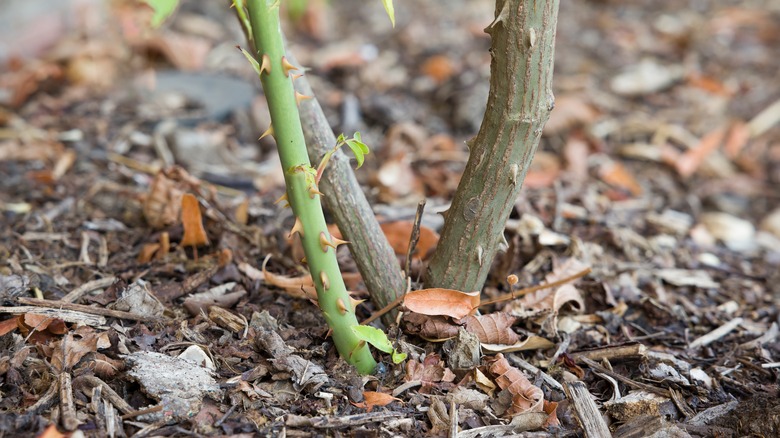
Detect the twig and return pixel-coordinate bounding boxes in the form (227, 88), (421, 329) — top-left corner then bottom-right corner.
(689, 317), (743, 349)
(580, 357), (671, 398)
(405, 199), (426, 278)
(16, 297), (160, 322)
(448, 400), (457, 438)
(60, 276), (117, 303)
(478, 268), (591, 307)
(569, 342), (647, 364)
(59, 372), (80, 431)
(564, 381), (611, 438)
(26, 381), (59, 414)
(73, 375), (134, 415)
(0, 306), (106, 326)
(121, 405), (164, 420)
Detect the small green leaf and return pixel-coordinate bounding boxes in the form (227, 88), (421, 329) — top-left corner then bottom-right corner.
(352, 325), (406, 364)
(238, 47), (262, 76)
(337, 133), (346, 143)
(142, 0), (180, 28)
(391, 350), (407, 364)
(345, 141), (366, 169)
(380, 0), (396, 28)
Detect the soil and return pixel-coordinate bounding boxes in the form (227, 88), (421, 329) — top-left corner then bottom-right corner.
(1, 0), (779, 436)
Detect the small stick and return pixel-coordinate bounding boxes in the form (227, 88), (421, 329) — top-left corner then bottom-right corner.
(121, 405), (164, 420)
(60, 276), (117, 303)
(405, 199), (426, 279)
(16, 297), (159, 322)
(59, 372), (80, 431)
(580, 357), (671, 398)
(689, 317), (743, 349)
(0, 306), (106, 326)
(73, 375), (134, 415)
(478, 268), (591, 307)
(569, 342), (647, 364)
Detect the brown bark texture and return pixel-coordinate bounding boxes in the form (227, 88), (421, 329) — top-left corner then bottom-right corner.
(290, 55), (407, 323)
(425, 0), (560, 292)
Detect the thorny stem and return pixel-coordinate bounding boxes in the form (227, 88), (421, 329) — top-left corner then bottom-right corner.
(238, 0), (375, 374)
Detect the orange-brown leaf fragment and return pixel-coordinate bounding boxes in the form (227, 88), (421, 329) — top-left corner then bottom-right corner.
(180, 193), (209, 247)
(675, 127), (727, 178)
(351, 391), (401, 412)
(462, 313), (519, 345)
(404, 288), (480, 319)
(486, 353), (544, 416)
(379, 221), (440, 259)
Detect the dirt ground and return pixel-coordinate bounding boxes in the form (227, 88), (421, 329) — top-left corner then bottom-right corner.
(1, 0), (779, 436)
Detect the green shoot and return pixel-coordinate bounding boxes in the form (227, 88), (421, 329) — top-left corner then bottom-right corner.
(351, 325), (407, 364)
(316, 132), (370, 184)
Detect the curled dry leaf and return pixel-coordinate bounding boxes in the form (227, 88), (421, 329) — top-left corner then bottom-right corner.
(180, 193), (209, 248)
(519, 258), (588, 313)
(17, 314), (67, 344)
(405, 353), (456, 393)
(462, 313), (520, 345)
(144, 170), (184, 229)
(404, 288), (480, 319)
(481, 336), (555, 353)
(351, 391), (402, 412)
(402, 313), (459, 341)
(486, 353), (544, 416)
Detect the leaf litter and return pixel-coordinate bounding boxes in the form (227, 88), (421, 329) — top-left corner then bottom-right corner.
(0, 0), (779, 436)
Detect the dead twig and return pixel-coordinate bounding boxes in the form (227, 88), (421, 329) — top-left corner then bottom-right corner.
(564, 381), (611, 438)
(16, 297), (161, 322)
(405, 199), (426, 278)
(60, 276), (117, 303)
(479, 268), (591, 307)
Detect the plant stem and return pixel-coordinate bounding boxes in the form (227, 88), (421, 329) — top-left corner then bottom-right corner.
(288, 51), (406, 325)
(243, 0), (375, 374)
(425, 0), (560, 292)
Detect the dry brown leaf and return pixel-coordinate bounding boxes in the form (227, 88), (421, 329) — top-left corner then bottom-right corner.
(404, 288), (480, 319)
(462, 313), (519, 345)
(421, 55), (457, 83)
(261, 260), (317, 300)
(405, 353), (456, 392)
(51, 331), (102, 373)
(519, 259), (588, 313)
(138, 243), (160, 263)
(598, 160), (643, 196)
(380, 220), (440, 258)
(675, 127), (727, 178)
(724, 121), (750, 159)
(351, 391), (402, 412)
(486, 353), (544, 416)
(543, 95), (600, 135)
(17, 314), (67, 343)
(92, 352), (124, 379)
(523, 151), (561, 189)
(543, 400), (560, 428)
(402, 313), (459, 341)
(0, 318), (17, 336)
(180, 193), (209, 248)
(144, 170), (184, 229)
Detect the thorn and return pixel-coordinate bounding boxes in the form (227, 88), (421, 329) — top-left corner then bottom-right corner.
(320, 271), (330, 290)
(528, 28), (537, 49)
(274, 193), (287, 204)
(259, 124), (274, 141)
(301, 256), (307, 264)
(336, 298), (347, 315)
(465, 137), (476, 150)
(259, 53), (271, 75)
(295, 91), (312, 106)
(291, 73), (304, 81)
(288, 217), (304, 239)
(331, 236), (350, 247)
(281, 56), (297, 77)
(349, 296), (365, 311)
(308, 187), (324, 198)
(510, 164), (519, 186)
(476, 245), (484, 267)
(319, 232), (337, 252)
(438, 208), (450, 221)
(499, 232), (509, 250)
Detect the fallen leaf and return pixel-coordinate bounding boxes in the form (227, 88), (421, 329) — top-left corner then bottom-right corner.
(481, 336), (556, 353)
(519, 259), (588, 313)
(351, 391), (402, 412)
(544, 95), (600, 135)
(421, 55), (457, 83)
(404, 288), (480, 319)
(379, 221), (439, 258)
(598, 160), (643, 196)
(486, 353), (544, 416)
(401, 313), (459, 341)
(675, 127), (727, 178)
(724, 121), (750, 159)
(144, 170), (184, 229)
(51, 331), (103, 373)
(405, 353), (456, 392)
(462, 313), (519, 345)
(180, 193), (209, 248)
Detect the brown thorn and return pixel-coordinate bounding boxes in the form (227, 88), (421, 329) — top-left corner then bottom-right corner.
(259, 54), (271, 75)
(319, 232), (337, 252)
(320, 271), (330, 290)
(259, 124), (274, 141)
(336, 298), (348, 315)
(295, 91), (312, 106)
(281, 56), (297, 77)
(288, 217), (304, 239)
